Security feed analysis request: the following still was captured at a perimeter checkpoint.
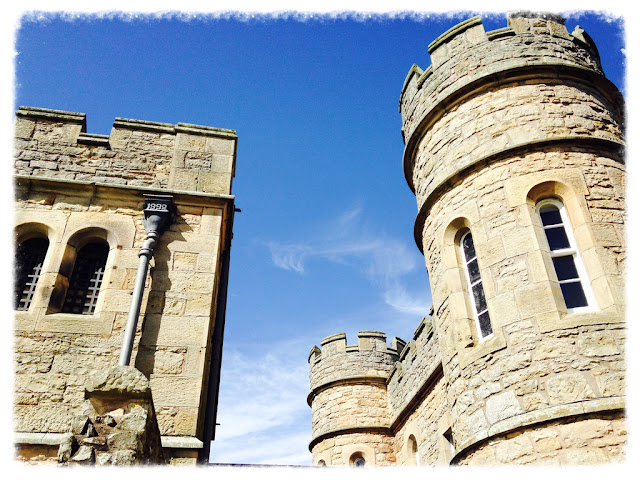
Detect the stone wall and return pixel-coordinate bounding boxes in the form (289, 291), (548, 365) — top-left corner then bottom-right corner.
(311, 432), (396, 466)
(386, 317), (450, 465)
(57, 366), (165, 465)
(14, 107), (237, 464)
(392, 373), (449, 466)
(457, 410), (625, 465)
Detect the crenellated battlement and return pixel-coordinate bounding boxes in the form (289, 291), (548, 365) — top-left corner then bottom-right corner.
(386, 315), (442, 417)
(398, 12), (617, 197)
(14, 106), (237, 196)
(308, 331), (405, 394)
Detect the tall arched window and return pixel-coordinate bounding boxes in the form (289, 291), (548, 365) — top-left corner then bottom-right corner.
(14, 237), (49, 311)
(537, 199), (595, 312)
(61, 241), (109, 315)
(460, 231), (493, 340)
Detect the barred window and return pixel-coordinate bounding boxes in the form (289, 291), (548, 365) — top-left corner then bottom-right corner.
(14, 237), (49, 311)
(460, 231), (493, 340)
(62, 242), (109, 315)
(538, 199), (595, 311)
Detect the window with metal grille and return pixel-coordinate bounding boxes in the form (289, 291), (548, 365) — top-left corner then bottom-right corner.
(62, 242), (109, 315)
(460, 231), (493, 340)
(538, 199), (596, 312)
(14, 237), (49, 311)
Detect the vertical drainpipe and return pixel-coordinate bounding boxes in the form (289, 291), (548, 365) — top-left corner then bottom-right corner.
(119, 194), (175, 367)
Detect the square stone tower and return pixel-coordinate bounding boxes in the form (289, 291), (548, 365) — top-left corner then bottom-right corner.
(13, 106), (237, 465)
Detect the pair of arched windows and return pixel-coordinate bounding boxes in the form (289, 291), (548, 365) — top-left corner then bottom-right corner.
(460, 198), (595, 342)
(14, 233), (109, 314)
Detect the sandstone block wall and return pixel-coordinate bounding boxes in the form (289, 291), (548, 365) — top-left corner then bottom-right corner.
(458, 411), (626, 465)
(14, 107), (237, 464)
(386, 317), (451, 466)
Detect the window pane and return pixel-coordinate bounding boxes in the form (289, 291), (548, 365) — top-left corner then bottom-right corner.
(472, 283), (487, 313)
(467, 258), (481, 284)
(478, 311), (493, 338)
(552, 255), (579, 281)
(544, 226), (570, 251)
(539, 205), (562, 226)
(462, 233), (476, 261)
(560, 281), (588, 309)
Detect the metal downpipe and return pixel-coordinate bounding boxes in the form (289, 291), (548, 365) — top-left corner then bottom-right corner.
(118, 233), (158, 366)
(118, 194), (175, 367)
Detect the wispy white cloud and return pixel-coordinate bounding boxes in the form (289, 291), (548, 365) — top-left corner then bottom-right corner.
(212, 340), (312, 465)
(266, 206), (430, 316)
(384, 280), (430, 316)
(269, 244), (313, 273)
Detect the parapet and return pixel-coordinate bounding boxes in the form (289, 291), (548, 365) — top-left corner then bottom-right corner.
(308, 331), (405, 393)
(386, 316), (442, 417)
(399, 11), (619, 194)
(14, 106), (237, 196)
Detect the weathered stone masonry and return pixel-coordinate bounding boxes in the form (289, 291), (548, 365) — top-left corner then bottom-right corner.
(14, 106), (237, 464)
(309, 12), (625, 467)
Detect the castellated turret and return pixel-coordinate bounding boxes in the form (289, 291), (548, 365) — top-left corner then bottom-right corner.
(308, 331), (404, 466)
(309, 11), (626, 466)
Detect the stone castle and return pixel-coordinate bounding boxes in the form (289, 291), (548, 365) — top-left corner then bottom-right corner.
(13, 11), (626, 467)
(308, 12), (626, 466)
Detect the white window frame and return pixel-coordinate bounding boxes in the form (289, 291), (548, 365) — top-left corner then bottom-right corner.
(537, 198), (597, 314)
(460, 230), (493, 342)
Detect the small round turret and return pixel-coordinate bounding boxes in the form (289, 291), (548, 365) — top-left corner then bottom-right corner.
(307, 331), (404, 466)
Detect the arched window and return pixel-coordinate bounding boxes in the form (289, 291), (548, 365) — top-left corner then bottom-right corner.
(460, 231), (493, 340)
(537, 199), (595, 311)
(350, 452), (366, 467)
(61, 241), (109, 315)
(408, 435), (420, 466)
(14, 237), (49, 311)
(317, 459), (326, 466)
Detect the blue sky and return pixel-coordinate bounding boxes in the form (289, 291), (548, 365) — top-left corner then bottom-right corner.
(9, 3), (627, 467)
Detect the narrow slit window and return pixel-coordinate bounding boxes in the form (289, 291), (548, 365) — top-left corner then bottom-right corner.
(409, 435), (420, 466)
(14, 237), (49, 311)
(460, 231), (493, 340)
(538, 200), (594, 311)
(62, 242), (109, 315)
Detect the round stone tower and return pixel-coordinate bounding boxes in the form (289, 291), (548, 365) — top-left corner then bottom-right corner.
(307, 331), (404, 466)
(400, 12), (626, 464)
